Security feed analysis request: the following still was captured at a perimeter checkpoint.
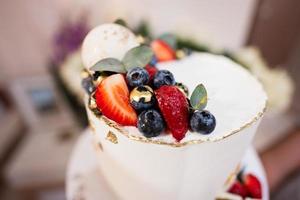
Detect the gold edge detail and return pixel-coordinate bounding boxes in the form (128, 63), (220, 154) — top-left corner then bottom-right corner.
(106, 131), (118, 144)
(89, 100), (267, 148)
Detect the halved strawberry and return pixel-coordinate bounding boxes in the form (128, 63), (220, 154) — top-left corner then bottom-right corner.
(145, 65), (158, 81)
(243, 174), (262, 199)
(95, 74), (137, 126)
(228, 180), (248, 198)
(155, 86), (189, 141)
(151, 39), (176, 62)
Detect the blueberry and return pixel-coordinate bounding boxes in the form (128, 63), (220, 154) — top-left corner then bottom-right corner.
(126, 67), (149, 87)
(137, 109), (165, 137)
(130, 85), (155, 112)
(153, 70), (175, 89)
(82, 76), (96, 94)
(150, 55), (157, 66)
(190, 110), (216, 134)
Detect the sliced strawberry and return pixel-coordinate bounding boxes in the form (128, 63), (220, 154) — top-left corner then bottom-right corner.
(228, 180), (248, 198)
(151, 39), (176, 62)
(145, 65), (158, 81)
(243, 173), (262, 199)
(95, 74), (137, 126)
(155, 86), (189, 141)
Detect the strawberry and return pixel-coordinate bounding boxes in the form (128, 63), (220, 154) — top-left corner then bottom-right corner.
(243, 174), (262, 199)
(95, 74), (137, 126)
(155, 86), (189, 141)
(145, 65), (158, 81)
(151, 39), (176, 62)
(228, 180), (248, 198)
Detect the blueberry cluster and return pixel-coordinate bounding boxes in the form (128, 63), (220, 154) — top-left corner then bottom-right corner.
(125, 59), (216, 138)
(126, 63), (177, 138)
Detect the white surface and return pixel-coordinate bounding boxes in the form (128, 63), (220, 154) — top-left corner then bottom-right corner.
(66, 130), (269, 200)
(156, 53), (266, 142)
(5, 129), (79, 189)
(81, 23), (139, 69)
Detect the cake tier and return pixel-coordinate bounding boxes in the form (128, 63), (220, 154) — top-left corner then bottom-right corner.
(86, 53), (267, 200)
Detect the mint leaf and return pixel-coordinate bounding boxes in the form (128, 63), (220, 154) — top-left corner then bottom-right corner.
(122, 45), (154, 71)
(190, 84), (207, 110)
(90, 58), (126, 73)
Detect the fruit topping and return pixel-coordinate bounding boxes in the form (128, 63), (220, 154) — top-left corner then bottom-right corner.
(155, 86), (189, 141)
(130, 85), (156, 112)
(95, 74), (137, 126)
(126, 67), (149, 87)
(153, 70), (175, 89)
(145, 65), (158, 82)
(244, 173), (262, 199)
(190, 110), (216, 134)
(137, 109), (165, 138)
(228, 180), (249, 198)
(81, 76), (96, 94)
(151, 39), (176, 62)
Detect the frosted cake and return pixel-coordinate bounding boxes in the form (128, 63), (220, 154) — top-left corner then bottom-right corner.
(81, 22), (267, 200)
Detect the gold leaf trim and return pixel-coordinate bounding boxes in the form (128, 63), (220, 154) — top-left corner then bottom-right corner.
(89, 100), (267, 148)
(106, 131), (118, 144)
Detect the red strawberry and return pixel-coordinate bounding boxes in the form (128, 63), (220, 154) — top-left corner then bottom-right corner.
(244, 174), (262, 199)
(151, 39), (176, 62)
(155, 86), (189, 141)
(228, 180), (248, 198)
(145, 65), (158, 81)
(95, 74), (137, 126)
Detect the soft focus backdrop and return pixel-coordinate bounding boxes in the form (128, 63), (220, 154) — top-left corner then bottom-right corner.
(0, 0), (299, 199)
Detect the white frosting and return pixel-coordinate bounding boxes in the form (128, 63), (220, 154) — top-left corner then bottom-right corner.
(81, 23), (139, 69)
(122, 53), (267, 143)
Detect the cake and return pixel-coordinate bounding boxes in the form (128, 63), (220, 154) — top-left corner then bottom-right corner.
(81, 22), (267, 200)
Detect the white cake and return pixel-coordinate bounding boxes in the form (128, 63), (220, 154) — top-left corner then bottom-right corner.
(82, 23), (267, 200)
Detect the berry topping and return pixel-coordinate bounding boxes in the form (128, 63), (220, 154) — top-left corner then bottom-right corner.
(190, 110), (216, 134)
(126, 67), (149, 87)
(244, 174), (262, 199)
(151, 39), (176, 62)
(82, 76), (96, 94)
(95, 74), (137, 126)
(155, 86), (189, 141)
(145, 65), (158, 82)
(130, 85), (156, 112)
(153, 70), (175, 89)
(137, 109), (165, 138)
(228, 180), (248, 198)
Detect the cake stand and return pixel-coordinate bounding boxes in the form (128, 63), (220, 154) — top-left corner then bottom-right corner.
(66, 129), (269, 200)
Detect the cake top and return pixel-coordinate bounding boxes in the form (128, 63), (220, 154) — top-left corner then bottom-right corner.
(81, 22), (267, 144)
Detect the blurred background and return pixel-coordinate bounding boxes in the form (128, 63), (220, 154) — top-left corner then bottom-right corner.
(0, 0), (299, 199)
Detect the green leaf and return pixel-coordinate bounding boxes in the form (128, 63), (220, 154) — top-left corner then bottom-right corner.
(177, 38), (210, 52)
(114, 18), (127, 27)
(122, 45), (154, 71)
(90, 58), (126, 73)
(135, 21), (151, 38)
(159, 33), (177, 49)
(190, 84), (207, 110)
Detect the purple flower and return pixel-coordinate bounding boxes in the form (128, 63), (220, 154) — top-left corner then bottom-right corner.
(51, 16), (89, 66)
